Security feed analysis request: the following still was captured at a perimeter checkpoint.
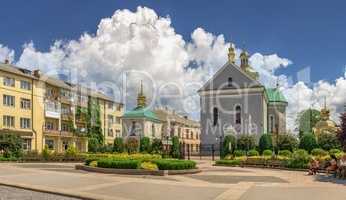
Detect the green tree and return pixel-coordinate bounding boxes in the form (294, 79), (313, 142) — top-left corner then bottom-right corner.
(258, 134), (273, 154)
(339, 112), (346, 151)
(170, 136), (180, 158)
(296, 109), (320, 138)
(277, 134), (298, 152)
(151, 138), (163, 154)
(299, 133), (318, 152)
(88, 137), (100, 153)
(86, 97), (104, 145)
(0, 134), (23, 158)
(140, 137), (151, 153)
(221, 135), (236, 158)
(237, 135), (256, 151)
(318, 132), (341, 150)
(113, 137), (124, 153)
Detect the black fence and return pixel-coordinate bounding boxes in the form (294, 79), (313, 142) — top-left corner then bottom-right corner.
(180, 143), (221, 161)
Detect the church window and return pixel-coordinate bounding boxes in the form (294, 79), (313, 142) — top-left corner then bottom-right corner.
(228, 77), (233, 87)
(235, 106), (241, 124)
(213, 107), (218, 126)
(269, 115), (274, 133)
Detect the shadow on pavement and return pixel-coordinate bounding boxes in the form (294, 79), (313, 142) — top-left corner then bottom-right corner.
(314, 174), (346, 185)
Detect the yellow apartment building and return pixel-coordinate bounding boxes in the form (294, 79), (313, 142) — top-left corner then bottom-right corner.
(0, 60), (123, 153)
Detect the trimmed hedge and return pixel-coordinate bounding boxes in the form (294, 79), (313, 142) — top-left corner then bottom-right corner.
(262, 149), (273, 156)
(278, 150), (292, 157)
(247, 149), (259, 157)
(234, 150), (246, 157)
(97, 159), (141, 169)
(216, 159), (241, 166)
(153, 160), (196, 170)
(311, 148), (328, 157)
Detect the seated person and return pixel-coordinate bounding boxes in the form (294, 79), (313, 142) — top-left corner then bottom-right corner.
(326, 154), (338, 175)
(308, 158), (319, 175)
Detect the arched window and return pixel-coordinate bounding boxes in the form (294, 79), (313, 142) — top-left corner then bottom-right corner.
(269, 115), (274, 133)
(213, 107), (218, 126)
(235, 106), (241, 124)
(228, 77), (233, 87)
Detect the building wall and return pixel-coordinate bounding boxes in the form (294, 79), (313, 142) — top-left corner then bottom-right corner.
(267, 103), (287, 134)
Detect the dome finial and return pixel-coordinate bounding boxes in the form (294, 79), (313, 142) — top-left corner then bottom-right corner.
(228, 43), (236, 64)
(137, 80), (146, 108)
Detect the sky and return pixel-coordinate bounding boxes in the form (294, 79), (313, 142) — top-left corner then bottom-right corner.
(1, 0), (346, 132)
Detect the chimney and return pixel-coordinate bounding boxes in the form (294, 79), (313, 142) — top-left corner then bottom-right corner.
(33, 69), (41, 78)
(4, 59), (9, 64)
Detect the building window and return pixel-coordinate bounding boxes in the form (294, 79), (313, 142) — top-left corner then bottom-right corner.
(117, 104), (122, 111)
(3, 115), (15, 128)
(228, 77), (233, 87)
(3, 77), (15, 87)
(115, 130), (121, 137)
(108, 102), (114, 109)
(108, 115), (114, 125)
(45, 140), (54, 150)
(269, 115), (275, 133)
(20, 98), (31, 109)
(152, 124), (155, 137)
(131, 121), (136, 136)
(235, 105), (241, 124)
(20, 80), (31, 90)
(61, 123), (69, 132)
(3, 95), (15, 107)
(45, 121), (55, 130)
(108, 128), (114, 137)
(22, 139), (32, 151)
(20, 118), (31, 129)
(213, 107), (218, 126)
(115, 117), (120, 124)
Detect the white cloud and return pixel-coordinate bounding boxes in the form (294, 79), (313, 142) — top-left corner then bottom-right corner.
(2, 6), (346, 133)
(0, 44), (15, 63)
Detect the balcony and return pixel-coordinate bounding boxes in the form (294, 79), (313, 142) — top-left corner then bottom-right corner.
(45, 101), (61, 119)
(61, 113), (73, 121)
(43, 128), (60, 136)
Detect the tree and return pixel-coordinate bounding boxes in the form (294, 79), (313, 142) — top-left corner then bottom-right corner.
(221, 135), (236, 158)
(170, 136), (180, 158)
(151, 138), (163, 154)
(86, 97), (104, 146)
(299, 133), (318, 153)
(139, 137), (151, 153)
(88, 137), (100, 153)
(296, 109), (320, 138)
(277, 134), (298, 152)
(338, 112), (346, 151)
(237, 135), (256, 151)
(258, 134), (273, 154)
(0, 134), (23, 158)
(113, 137), (124, 153)
(318, 132), (341, 151)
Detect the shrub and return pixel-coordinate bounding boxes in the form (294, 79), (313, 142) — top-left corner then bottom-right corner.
(299, 133), (318, 152)
(287, 149), (311, 169)
(262, 149), (273, 156)
(97, 145), (113, 153)
(311, 148), (328, 157)
(140, 162), (158, 171)
(151, 138), (163, 154)
(42, 145), (51, 160)
(140, 137), (151, 153)
(113, 137), (124, 153)
(153, 159), (196, 170)
(126, 137), (139, 154)
(259, 134), (272, 154)
(170, 136), (180, 158)
(318, 132), (341, 150)
(0, 156), (18, 161)
(97, 159), (141, 169)
(221, 135), (236, 158)
(237, 135), (256, 151)
(277, 134), (298, 152)
(247, 149), (259, 157)
(88, 137), (100, 153)
(65, 146), (78, 158)
(329, 149), (341, 155)
(278, 150), (292, 157)
(234, 150), (246, 157)
(89, 161), (98, 167)
(0, 134), (23, 158)
(216, 159), (241, 166)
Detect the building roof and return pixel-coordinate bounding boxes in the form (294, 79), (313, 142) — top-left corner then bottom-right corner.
(265, 88), (287, 103)
(154, 108), (200, 128)
(0, 63), (37, 79)
(122, 106), (160, 122)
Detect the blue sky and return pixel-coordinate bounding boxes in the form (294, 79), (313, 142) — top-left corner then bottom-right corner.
(1, 0), (346, 83)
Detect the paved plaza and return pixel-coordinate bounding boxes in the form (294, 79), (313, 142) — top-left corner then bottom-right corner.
(0, 161), (345, 200)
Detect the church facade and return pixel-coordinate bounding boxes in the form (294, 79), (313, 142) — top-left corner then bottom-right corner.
(198, 45), (288, 146)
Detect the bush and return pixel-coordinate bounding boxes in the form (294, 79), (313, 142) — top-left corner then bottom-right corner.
(318, 132), (341, 150)
(97, 145), (113, 153)
(262, 149), (273, 156)
(287, 149), (311, 169)
(216, 159), (241, 166)
(237, 135), (256, 151)
(140, 137), (151, 153)
(151, 138), (163, 154)
(311, 148), (328, 157)
(329, 149), (341, 155)
(170, 136), (180, 158)
(140, 162), (158, 171)
(113, 137), (124, 153)
(299, 133), (318, 152)
(65, 146), (78, 158)
(234, 150), (246, 157)
(247, 149), (259, 157)
(88, 137), (100, 153)
(126, 137), (139, 154)
(42, 145), (51, 160)
(259, 134), (272, 154)
(153, 159), (196, 170)
(277, 134), (298, 152)
(0, 134), (23, 158)
(221, 135), (236, 158)
(89, 161), (98, 167)
(97, 159), (141, 169)
(0, 156), (18, 161)
(278, 150), (292, 157)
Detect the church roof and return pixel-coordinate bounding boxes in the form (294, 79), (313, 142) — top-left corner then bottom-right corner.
(122, 106), (160, 122)
(265, 88), (287, 103)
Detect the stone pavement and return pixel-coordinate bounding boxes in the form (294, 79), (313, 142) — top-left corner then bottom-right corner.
(0, 161), (345, 200)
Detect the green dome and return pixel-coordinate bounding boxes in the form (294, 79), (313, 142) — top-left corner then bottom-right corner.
(122, 106), (160, 122)
(265, 88), (287, 103)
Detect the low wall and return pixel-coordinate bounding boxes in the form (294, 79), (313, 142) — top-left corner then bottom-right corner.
(75, 165), (201, 176)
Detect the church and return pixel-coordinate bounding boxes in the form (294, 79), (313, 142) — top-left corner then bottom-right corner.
(198, 44), (288, 146)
